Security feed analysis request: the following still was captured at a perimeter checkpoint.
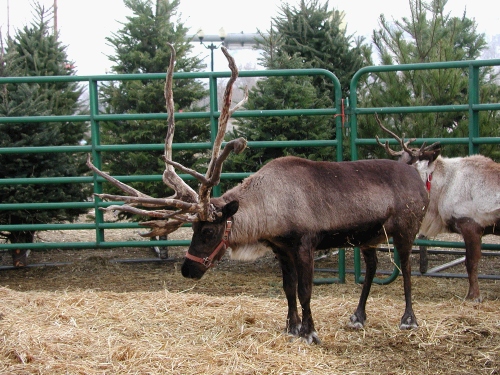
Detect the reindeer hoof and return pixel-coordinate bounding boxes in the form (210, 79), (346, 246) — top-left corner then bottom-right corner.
(399, 322), (418, 330)
(465, 293), (483, 303)
(399, 315), (418, 330)
(301, 331), (321, 345)
(285, 323), (301, 337)
(347, 314), (365, 329)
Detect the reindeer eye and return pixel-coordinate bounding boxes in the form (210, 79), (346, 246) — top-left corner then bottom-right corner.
(202, 228), (215, 239)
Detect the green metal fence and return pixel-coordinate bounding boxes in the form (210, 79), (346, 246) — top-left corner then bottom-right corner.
(346, 59), (500, 284)
(0, 68), (343, 259)
(1, 59), (500, 284)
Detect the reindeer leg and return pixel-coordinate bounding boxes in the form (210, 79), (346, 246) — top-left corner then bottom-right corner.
(456, 218), (484, 302)
(418, 234), (429, 274)
(295, 241), (320, 345)
(349, 246), (377, 329)
(395, 239), (418, 329)
(273, 249), (301, 338)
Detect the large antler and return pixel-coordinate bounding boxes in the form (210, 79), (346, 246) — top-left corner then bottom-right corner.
(374, 113), (441, 161)
(169, 46), (249, 221)
(374, 113), (417, 157)
(87, 43), (248, 237)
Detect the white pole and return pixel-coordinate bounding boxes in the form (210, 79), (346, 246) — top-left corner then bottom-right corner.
(7, 0), (10, 37)
(54, 0), (58, 39)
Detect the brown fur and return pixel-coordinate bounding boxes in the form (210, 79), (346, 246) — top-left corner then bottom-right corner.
(182, 156), (429, 343)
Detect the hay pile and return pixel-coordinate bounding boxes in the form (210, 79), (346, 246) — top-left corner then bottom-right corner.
(1, 284), (499, 374)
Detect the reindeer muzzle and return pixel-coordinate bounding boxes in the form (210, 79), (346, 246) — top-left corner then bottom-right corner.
(184, 219), (232, 269)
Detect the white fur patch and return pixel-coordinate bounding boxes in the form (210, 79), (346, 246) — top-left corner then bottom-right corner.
(414, 159), (433, 183)
(228, 242), (272, 261)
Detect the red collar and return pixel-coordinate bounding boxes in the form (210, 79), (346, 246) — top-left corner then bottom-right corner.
(426, 172), (433, 192)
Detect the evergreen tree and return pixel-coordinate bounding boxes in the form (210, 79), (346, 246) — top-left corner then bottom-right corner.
(225, 0), (370, 177)
(224, 52), (333, 181)
(271, 0), (368, 98)
(99, 0), (208, 198)
(0, 3), (89, 265)
(360, 0), (499, 160)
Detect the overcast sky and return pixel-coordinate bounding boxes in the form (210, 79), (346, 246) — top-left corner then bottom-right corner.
(1, 0), (498, 75)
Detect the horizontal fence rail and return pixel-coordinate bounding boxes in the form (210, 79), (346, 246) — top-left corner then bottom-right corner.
(1, 59), (500, 286)
(342, 58), (500, 284)
(0, 69), (343, 259)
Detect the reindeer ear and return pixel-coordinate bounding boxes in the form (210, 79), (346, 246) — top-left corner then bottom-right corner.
(222, 201), (239, 219)
(429, 148), (441, 162)
(420, 143), (441, 163)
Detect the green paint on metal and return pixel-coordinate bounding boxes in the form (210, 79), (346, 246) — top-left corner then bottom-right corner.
(2, 61), (499, 287)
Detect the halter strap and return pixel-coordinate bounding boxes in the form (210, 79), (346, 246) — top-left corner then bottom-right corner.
(185, 219), (232, 268)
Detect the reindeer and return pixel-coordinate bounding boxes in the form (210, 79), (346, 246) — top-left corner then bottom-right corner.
(87, 44), (429, 344)
(375, 115), (500, 302)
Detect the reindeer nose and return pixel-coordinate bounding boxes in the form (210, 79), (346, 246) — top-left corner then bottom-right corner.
(181, 263), (192, 278)
(181, 261), (203, 279)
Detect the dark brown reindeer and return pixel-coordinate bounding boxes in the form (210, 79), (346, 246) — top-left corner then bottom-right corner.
(376, 115), (500, 302)
(87, 45), (429, 344)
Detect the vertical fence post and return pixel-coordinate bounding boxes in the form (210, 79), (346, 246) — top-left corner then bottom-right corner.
(312, 75), (346, 285)
(209, 73), (222, 198)
(468, 64), (480, 155)
(88, 78), (105, 245)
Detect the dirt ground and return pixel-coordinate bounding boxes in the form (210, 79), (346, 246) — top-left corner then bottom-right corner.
(0, 214), (499, 374)
(1, 212), (499, 297)
(1, 234), (499, 299)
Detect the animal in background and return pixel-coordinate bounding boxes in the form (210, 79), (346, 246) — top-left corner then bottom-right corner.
(376, 115), (500, 302)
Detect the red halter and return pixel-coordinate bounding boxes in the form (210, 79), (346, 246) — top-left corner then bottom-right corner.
(184, 219), (232, 268)
(426, 172), (433, 192)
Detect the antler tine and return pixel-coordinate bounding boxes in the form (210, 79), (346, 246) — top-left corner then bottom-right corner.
(229, 85), (249, 117)
(203, 81), (249, 188)
(207, 46), (242, 173)
(374, 113), (420, 158)
(86, 43), (205, 226)
(197, 46), (248, 221)
(374, 113), (405, 156)
(94, 193), (201, 212)
(205, 138), (248, 189)
(423, 141), (441, 151)
(138, 219), (185, 238)
(99, 204), (181, 219)
(87, 150), (202, 211)
(162, 43), (200, 203)
(375, 137), (404, 157)
(374, 113), (404, 143)
(86, 154), (154, 204)
(399, 133), (420, 156)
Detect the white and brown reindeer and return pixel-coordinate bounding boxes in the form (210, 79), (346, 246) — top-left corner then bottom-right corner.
(375, 115), (500, 302)
(87, 44), (429, 344)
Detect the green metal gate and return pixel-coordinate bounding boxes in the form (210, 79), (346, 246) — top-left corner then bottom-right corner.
(1, 59), (500, 283)
(0, 68), (342, 256)
(345, 59), (500, 284)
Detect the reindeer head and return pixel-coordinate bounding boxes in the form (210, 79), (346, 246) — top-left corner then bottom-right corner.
(374, 114), (442, 182)
(181, 199), (239, 279)
(87, 43), (248, 240)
